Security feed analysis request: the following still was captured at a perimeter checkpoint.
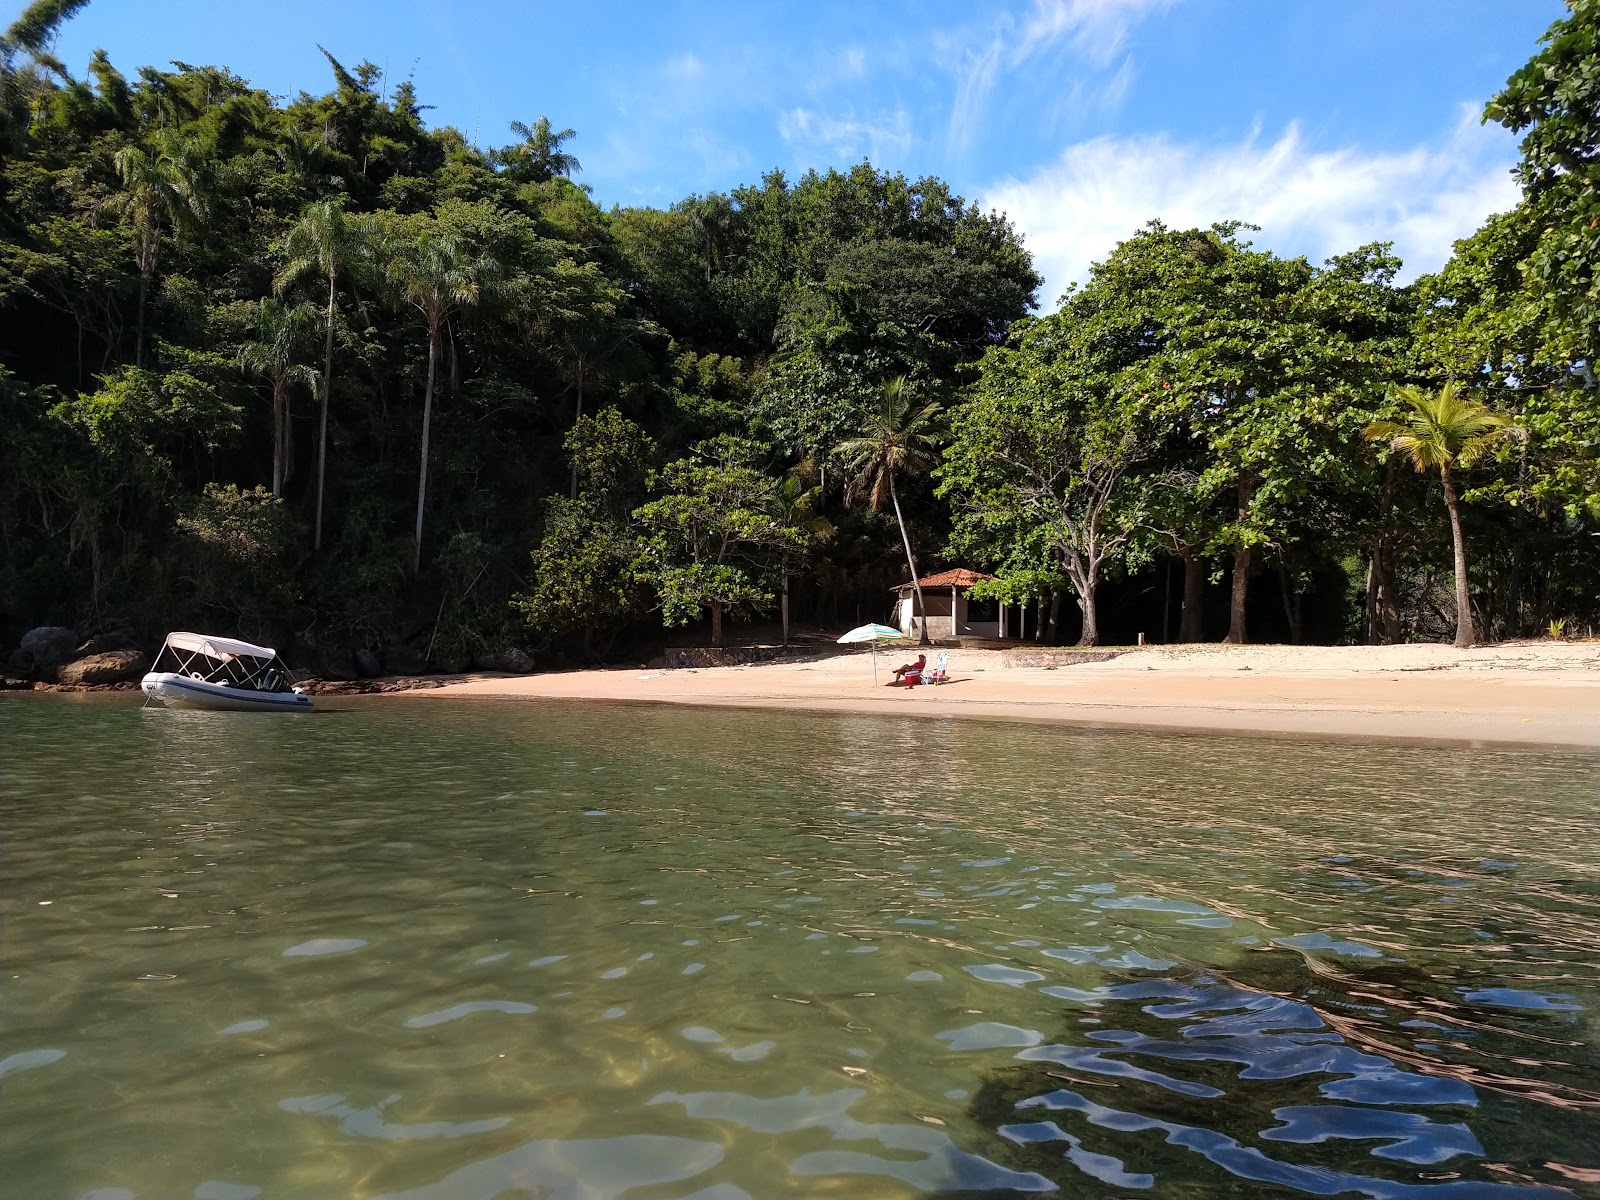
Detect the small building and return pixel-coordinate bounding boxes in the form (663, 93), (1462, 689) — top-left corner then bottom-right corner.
(891, 569), (1000, 639)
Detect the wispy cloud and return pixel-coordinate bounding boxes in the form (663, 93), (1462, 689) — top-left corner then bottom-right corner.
(1017, 0), (1176, 66)
(944, 0), (1174, 155)
(779, 106), (914, 165)
(979, 106), (1521, 306)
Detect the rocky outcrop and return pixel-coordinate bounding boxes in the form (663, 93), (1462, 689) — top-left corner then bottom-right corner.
(8, 626), (79, 681)
(472, 647), (535, 674)
(57, 649), (149, 685)
(1000, 647), (1128, 668)
(660, 646), (819, 669)
(353, 648), (383, 678)
(382, 644), (430, 675)
(320, 646), (360, 681)
(298, 676), (448, 695)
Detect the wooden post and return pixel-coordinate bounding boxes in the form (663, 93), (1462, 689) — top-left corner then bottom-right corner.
(1000, 602), (1007, 638)
(951, 586), (959, 639)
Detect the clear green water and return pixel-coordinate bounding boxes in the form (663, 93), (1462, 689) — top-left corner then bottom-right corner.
(2, 695), (1597, 1200)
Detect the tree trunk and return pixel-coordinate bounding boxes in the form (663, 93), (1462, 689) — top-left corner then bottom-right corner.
(710, 600), (723, 647)
(1365, 536), (1402, 644)
(1223, 477), (1255, 644)
(1441, 465), (1475, 647)
(888, 474), (928, 646)
(1075, 580), (1099, 647)
(781, 565), (790, 647)
(134, 271), (149, 367)
(413, 327), (438, 573)
(1276, 558), (1303, 645)
(1178, 549), (1205, 642)
(1224, 545), (1251, 643)
(271, 379), (286, 496)
(315, 271), (336, 551)
(1047, 590), (1062, 646)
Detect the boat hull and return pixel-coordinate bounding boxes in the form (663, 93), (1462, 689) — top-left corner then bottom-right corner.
(140, 672), (313, 712)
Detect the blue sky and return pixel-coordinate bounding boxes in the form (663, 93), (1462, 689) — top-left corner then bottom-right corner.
(35, 0), (1562, 305)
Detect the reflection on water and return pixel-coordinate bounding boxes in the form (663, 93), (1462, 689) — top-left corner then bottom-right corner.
(1, 694), (1596, 1200)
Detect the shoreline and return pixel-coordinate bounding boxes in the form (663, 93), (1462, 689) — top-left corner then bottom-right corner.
(409, 642), (1600, 751)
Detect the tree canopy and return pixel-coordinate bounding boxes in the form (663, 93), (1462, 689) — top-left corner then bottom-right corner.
(1, 4), (1595, 665)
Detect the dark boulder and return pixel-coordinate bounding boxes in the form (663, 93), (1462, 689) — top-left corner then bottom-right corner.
(11, 626), (78, 680)
(322, 646), (360, 681)
(432, 653), (471, 675)
(473, 647), (535, 674)
(382, 644), (430, 676)
(57, 649), (148, 685)
(353, 648), (383, 678)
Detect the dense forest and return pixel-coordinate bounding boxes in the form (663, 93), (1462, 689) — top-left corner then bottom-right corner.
(2, 0), (1596, 673)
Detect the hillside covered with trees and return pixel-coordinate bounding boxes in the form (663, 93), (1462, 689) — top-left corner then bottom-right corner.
(2, 0), (1596, 673)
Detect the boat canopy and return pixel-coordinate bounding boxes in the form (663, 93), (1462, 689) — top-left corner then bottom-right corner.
(163, 631), (277, 660)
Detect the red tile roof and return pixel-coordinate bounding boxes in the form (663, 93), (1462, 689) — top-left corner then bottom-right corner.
(891, 568), (996, 591)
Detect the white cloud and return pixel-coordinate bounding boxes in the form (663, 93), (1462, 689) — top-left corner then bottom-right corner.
(779, 106), (914, 164)
(664, 53), (705, 83)
(980, 106), (1522, 306)
(943, 0), (1173, 156)
(1017, 0), (1176, 66)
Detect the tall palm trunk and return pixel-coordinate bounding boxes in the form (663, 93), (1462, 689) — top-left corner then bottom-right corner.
(780, 557), (790, 646)
(710, 600), (723, 647)
(133, 271), (150, 367)
(314, 272), (336, 551)
(1441, 464), (1475, 647)
(271, 379), (287, 496)
(888, 474), (928, 646)
(414, 323), (439, 573)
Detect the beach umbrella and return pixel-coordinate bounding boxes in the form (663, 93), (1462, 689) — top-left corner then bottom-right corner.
(837, 623), (903, 686)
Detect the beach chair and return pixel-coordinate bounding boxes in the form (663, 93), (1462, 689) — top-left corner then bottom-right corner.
(923, 652), (949, 685)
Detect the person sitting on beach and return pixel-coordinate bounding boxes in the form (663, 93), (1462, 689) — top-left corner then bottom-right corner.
(889, 654), (926, 687)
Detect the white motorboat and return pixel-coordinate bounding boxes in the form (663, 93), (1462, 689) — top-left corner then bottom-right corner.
(141, 632), (313, 712)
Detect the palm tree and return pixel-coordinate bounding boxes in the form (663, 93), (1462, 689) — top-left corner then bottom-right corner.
(237, 299), (317, 497)
(494, 117), (581, 184)
(387, 230), (502, 572)
(768, 467), (834, 645)
(838, 377), (942, 646)
(1364, 382), (1524, 647)
(275, 199), (364, 551)
(107, 135), (208, 366)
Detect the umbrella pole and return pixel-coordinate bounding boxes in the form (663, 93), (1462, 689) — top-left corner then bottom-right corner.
(871, 640), (878, 687)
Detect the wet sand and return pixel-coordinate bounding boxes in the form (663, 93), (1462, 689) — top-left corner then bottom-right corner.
(419, 642), (1599, 749)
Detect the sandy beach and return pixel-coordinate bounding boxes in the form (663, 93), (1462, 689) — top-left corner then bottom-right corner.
(419, 641), (1599, 749)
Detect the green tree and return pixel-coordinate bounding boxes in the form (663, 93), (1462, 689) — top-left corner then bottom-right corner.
(1485, 0), (1600, 359)
(493, 116), (581, 184)
(837, 376), (942, 645)
(107, 135), (209, 366)
(633, 436), (798, 647)
(275, 198), (367, 551)
(1364, 383), (1525, 647)
(942, 360), (1143, 647)
(385, 225), (503, 571)
(236, 297), (316, 497)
